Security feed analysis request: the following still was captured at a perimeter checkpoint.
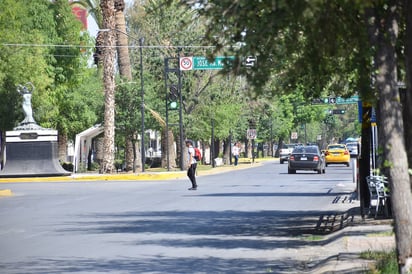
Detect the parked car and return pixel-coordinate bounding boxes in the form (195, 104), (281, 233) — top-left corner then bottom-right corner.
(346, 142), (359, 157)
(279, 143), (296, 164)
(325, 144), (350, 166)
(288, 145), (325, 174)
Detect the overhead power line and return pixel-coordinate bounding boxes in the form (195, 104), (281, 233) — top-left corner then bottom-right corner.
(2, 43), (215, 49)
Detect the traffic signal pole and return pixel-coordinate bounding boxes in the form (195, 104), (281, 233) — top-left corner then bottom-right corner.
(164, 56), (184, 171)
(177, 48), (184, 171)
(164, 58), (171, 171)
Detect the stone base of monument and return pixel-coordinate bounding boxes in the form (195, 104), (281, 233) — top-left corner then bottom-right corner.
(0, 130), (71, 178)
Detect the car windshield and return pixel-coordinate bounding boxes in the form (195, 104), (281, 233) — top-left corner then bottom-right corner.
(328, 145), (346, 150)
(293, 146), (318, 154)
(282, 144), (294, 149)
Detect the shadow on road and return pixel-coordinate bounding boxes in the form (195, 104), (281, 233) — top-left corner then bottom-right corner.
(1, 208), (374, 273)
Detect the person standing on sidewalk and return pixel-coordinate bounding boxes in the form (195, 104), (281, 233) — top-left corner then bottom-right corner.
(185, 140), (197, 190)
(232, 142), (240, 166)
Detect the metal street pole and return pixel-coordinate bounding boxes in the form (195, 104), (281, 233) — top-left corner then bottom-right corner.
(139, 37), (145, 172)
(164, 58), (170, 171)
(177, 49), (184, 171)
(211, 118), (215, 168)
(270, 119), (273, 157)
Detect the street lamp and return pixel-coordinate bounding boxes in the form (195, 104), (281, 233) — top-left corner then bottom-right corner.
(139, 37), (145, 172)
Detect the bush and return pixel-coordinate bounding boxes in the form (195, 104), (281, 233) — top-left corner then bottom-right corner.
(114, 159), (124, 171)
(62, 162), (73, 172)
(361, 249), (398, 274)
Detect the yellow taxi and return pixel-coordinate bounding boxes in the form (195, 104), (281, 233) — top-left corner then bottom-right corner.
(325, 144), (350, 167)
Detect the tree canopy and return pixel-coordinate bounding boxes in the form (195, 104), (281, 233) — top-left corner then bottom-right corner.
(0, 0), (101, 138)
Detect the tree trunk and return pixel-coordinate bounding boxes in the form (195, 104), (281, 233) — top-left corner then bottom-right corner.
(58, 132), (67, 163)
(367, 3), (412, 271)
(176, 131), (183, 169)
(114, 0), (135, 172)
(161, 128), (176, 169)
(223, 138), (231, 164)
(404, 0), (412, 173)
(125, 137), (133, 171)
(100, 0), (116, 173)
(114, 0), (132, 80)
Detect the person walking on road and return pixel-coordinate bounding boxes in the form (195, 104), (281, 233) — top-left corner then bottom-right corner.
(232, 142), (240, 166)
(185, 140), (198, 190)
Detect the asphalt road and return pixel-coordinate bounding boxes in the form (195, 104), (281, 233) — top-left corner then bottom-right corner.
(0, 160), (359, 273)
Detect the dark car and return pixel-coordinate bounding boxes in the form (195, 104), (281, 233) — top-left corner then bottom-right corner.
(288, 145), (325, 174)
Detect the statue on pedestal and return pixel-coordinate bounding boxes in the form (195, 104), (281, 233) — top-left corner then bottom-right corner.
(17, 82), (36, 125)
(0, 82), (70, 177)
(15, 82), (43, 130)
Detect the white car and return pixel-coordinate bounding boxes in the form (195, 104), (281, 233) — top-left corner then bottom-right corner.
(346, 142), (359, 157)
(279, 144), (297, 164)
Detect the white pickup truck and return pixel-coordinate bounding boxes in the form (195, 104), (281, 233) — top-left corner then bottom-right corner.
(279, 144), (297, 164)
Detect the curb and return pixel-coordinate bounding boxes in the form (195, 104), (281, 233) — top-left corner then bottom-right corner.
(0, 189), (13, 196)
(0, 172), (187, 183)
(0, 160), (267, 183)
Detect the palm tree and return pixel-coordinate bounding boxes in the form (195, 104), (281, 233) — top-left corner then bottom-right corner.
(74, 0), (136, 173)
(100, 0), (117, 173)
(114, 0), (136, 172)
(114, 0), (132, 80)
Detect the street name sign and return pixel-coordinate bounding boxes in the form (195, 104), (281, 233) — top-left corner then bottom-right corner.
(336, 96), (359, 104)
(180, 56), (234, 71)
(311, 95), (360, 105)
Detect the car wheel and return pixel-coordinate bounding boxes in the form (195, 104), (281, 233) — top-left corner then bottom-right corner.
(325, 163), (328, 167)
(346, 163), (350, 167)
(288, 168), (296, 174)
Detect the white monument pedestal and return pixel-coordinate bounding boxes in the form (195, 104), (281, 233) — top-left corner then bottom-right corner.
(0, 130), (70, 177)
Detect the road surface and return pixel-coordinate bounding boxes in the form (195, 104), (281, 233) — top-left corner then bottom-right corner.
(0, 160), (359, 273)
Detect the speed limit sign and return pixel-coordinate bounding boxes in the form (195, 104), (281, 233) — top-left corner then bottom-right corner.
(180, 57), (193, 71)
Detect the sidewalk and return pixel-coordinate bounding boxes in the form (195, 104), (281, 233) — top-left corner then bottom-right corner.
(305, 217), (395, 273)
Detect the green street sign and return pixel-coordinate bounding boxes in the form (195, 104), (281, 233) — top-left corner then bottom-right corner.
(180, 56), (234, 70)
(312, 95), (359, 105)
(336, 96), (359, 104)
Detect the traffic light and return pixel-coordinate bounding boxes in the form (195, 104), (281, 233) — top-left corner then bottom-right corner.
(332, 109), (346, 114)
(248, 119), (256, 129)
(168, 85), (179, 110)
(311, 98), (325, 105)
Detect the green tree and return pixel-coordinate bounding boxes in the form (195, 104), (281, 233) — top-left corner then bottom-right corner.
(0, 0), (53, 132)
(127, 0), (234, 168)
(0, 0), (99, 163)
(364, 3), (412, 271)
(173, 0), (412, 270)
